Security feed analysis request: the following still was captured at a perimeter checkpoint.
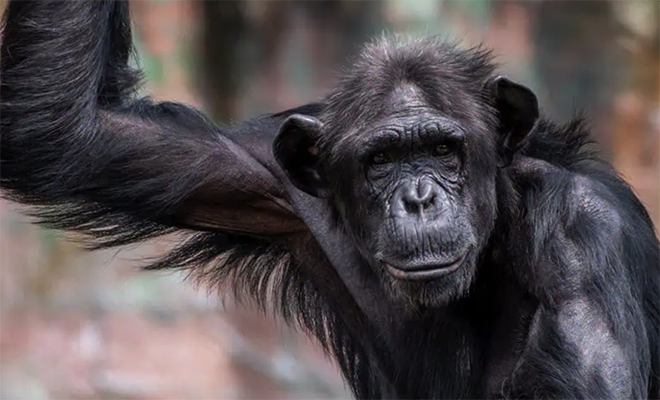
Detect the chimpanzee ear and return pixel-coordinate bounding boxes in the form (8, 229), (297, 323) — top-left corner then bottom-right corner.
(486, 76), (539, 167)
(273, 114), (331, 198)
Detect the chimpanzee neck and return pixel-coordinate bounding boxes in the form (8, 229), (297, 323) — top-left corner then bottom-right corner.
(359, 296), (489, 398)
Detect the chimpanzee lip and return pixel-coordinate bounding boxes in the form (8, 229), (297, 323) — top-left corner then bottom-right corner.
(382, 250), (469, 281)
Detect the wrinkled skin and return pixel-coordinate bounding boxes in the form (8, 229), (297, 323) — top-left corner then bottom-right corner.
(275, 67), (534, 308)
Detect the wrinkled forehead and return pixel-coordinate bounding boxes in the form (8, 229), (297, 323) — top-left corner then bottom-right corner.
(351, 82), (491, 140)
(385, 83), (429, 113)
(386, 81), (488, 122)
(360, 84), (462, 135)
(320, 78), (495, 158)
(325, 85), (494, 163)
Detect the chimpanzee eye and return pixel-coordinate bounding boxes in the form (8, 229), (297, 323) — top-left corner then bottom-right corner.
(433, 144), (452, 157)
(371, 152), (391, 165)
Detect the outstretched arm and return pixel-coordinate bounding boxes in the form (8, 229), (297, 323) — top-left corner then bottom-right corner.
(0, 0), (313, 248)
(0, 4), (391, 396)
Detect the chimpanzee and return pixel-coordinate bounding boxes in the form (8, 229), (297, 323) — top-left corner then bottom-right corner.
(1, 1), (658, 399)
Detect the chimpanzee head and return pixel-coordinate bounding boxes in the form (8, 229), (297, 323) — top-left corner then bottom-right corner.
(274, 37), (539, 306)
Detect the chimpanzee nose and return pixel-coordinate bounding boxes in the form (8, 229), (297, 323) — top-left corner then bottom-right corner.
(402, 180), (438, 215)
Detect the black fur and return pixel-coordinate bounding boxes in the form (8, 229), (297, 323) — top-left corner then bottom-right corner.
(0, 2), (373, 396)
(1, 2), (658, 399)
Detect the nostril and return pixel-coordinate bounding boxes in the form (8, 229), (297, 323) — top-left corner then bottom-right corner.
(401, 186), (437, 214)
(397, 180), (441, 216)
(402, 193), (421, 214)
(420, 193), (436, 210)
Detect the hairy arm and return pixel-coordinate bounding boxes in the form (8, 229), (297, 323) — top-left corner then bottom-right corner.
(503, 160), (659, 399)
(0, 7), (376, 395)
(0, 0), (311, 247)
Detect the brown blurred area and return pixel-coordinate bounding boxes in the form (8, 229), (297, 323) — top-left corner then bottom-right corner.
(0, 1), (657, 399)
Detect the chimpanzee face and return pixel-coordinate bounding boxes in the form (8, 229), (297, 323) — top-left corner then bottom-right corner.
(318, 84), (501, 306)
(274, 42), (539, 307)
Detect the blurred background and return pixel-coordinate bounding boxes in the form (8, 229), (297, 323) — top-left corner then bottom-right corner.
(0, 0), (658, 399)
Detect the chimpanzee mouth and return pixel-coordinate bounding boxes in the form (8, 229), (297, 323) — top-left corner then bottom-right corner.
(382, 250), (470, 281)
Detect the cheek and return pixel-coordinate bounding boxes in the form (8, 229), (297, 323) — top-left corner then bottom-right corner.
(462, 146), (499, 227)
(351, 186), (388, 228)
(331, 171), (381, 222)
(466, 178), (498, 232)
(366, 164), (399, 197)
(339, 184), (390, 244)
